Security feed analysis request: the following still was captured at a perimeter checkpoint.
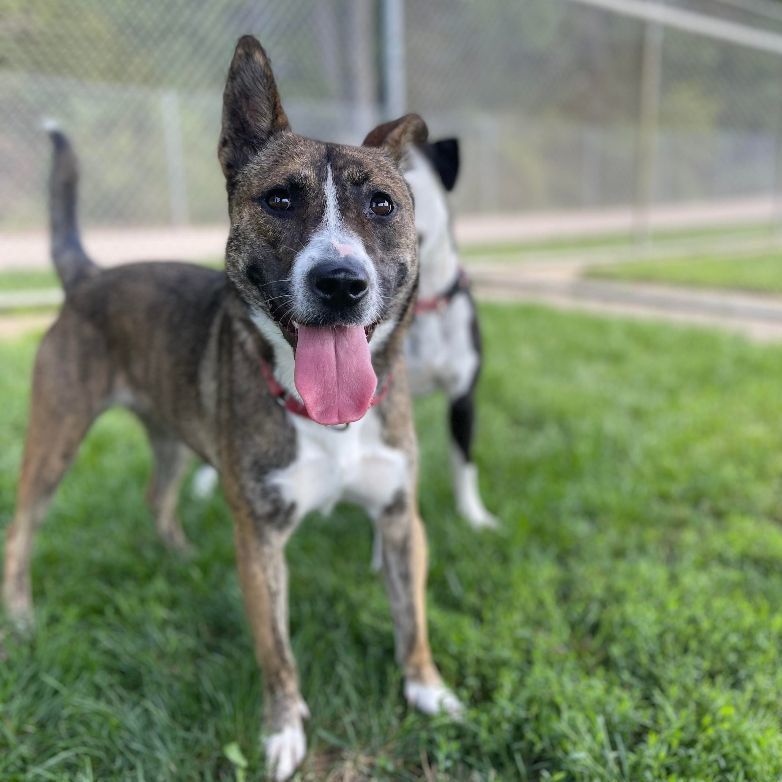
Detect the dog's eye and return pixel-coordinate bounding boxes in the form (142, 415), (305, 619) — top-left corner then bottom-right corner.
(369, 192), (393, 216)
(265, 189), (292, 212)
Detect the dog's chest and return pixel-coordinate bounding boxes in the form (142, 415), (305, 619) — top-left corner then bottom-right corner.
(406, 293), (478, 397)
(268, 409), (408, 523)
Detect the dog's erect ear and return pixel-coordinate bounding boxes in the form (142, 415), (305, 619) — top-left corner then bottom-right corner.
(218, 35), (289, 180)
(362, 113), (428, 163)
(425, 138), (460, 191)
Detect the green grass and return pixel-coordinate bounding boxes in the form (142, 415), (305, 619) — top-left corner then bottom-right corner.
(587, 251), (782, 294)
(4, 304), (782, 779)
(462, 222), (773, 262)
(0, 261), (222, 296)
(461, 234), (637, 259)
(0, 269), (61, 292)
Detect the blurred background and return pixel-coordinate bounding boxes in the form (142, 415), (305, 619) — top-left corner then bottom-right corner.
(5, 0), (782, 257)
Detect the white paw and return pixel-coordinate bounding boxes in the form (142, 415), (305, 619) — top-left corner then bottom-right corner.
(191, 465), (219, 498)
(3, 585), (35, 633)
(264, 720), (306, 781)
(452, 455), (498, 530)
(404, 680), (464, 719)
(460, 503), (499, 530)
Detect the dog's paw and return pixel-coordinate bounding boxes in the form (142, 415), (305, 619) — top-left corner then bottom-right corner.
(404, 679), (464, 719)
(460, 503), (499, 530)
(191, 465), (219, 498)
(2, 591), (35, 636)
(264, 719), (306, 782)
(453, 460), (499, 530)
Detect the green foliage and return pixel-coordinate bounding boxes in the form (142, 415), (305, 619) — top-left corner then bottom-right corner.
(3, 304), (782, 779)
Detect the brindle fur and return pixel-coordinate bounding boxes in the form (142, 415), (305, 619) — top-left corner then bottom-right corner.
(3, 35), (453, 779)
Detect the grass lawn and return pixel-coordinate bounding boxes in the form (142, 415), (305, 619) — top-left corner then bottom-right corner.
(4, 303), (782, 780)
(588, 251), (782, 294)
(0, 262), (223, 296)
(0, 269), (61, 292)
(462, 222), (773, 262)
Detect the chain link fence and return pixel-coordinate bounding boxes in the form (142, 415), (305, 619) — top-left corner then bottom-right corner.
(4, 0), (782, 243)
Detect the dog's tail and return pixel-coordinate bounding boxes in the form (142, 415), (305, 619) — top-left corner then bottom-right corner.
(46, 124), (97, 292)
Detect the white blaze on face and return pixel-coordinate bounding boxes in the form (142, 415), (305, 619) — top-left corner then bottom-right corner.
(290, 165), (381, 323)
(322, 163), (340, 232)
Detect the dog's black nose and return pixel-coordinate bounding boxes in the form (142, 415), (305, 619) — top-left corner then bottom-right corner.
(309, 259), (369, 309)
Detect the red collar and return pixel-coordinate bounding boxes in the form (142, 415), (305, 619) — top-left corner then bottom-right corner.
(415, 267), (470, 314)
(259, 355), (391, 425)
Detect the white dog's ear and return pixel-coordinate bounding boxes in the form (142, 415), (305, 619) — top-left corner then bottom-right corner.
(218, 36), (290, 181)
(363, 113), (428, 162)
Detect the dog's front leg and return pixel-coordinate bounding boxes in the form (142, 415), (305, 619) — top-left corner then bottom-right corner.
(229, 499), (307, 782)
(377, 494), (463, 718)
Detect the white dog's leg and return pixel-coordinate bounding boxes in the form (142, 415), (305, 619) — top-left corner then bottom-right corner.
(451, 448), (498, 529)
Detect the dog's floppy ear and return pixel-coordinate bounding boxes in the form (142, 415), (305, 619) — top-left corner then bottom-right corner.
(218, 35), (289, 181)
(363, 113), (428, 163)
(425, 138), (460, 191)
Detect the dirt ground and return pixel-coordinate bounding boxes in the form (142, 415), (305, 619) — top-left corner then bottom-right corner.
(469, 261), (782, 343)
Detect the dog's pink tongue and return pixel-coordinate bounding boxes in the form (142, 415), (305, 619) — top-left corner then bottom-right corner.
(294, 325), (377, 425)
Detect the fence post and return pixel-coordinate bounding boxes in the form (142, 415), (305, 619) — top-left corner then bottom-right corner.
(635, 17), (663, 246)
(381, 0), (406, 118)
(346, 0), (378, 139)
(160, 90), (189, 226)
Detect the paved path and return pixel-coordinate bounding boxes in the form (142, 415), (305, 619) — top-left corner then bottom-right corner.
(469, 260), (782, 342)
(4, 244), (782, 343)
(0, 226), (229, 270)
(4, 265), (782, 344)
(1, 197), (778, 270)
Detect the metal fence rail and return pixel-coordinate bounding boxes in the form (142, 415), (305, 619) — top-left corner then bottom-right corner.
(3, 0), (782, 246)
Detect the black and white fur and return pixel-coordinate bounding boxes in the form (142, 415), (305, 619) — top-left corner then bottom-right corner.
(403, 139), (496, 529)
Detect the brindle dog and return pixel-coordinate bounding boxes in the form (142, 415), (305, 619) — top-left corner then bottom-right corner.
(2, 36), (462, 781)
